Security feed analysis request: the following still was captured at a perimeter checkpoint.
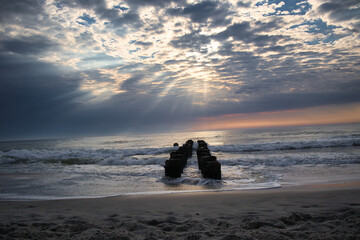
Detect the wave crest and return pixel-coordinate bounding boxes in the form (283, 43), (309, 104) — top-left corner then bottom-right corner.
(210, 137), (360, 153)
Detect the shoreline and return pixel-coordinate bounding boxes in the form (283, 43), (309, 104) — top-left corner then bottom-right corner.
(0, 183), (282, 202)
(1, 183), (359, 239)
(1, 180), (360, 202)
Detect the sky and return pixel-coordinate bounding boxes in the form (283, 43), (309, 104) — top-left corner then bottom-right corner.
(0, 0), (360, 139)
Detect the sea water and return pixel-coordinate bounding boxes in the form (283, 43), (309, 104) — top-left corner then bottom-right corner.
(0, 124), (359, 200)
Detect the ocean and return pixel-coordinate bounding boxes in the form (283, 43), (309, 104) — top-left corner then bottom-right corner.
(1, 124), (360, 200)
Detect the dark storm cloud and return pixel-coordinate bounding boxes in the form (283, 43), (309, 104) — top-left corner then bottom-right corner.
(0, 52), (84, 138)
(120, 73), (145, 92)
(98, 9), (141, 28)
(134, 41), (153, 47)
(251, 34), (285, 46)
(0, 51), (190, 138)
(256, 44), (296, 53)
(213, 22), (286, 46)
(59, 0), (142, 28)
(182, 1), (232, 26)
(200, 87), (360, 117)
(124, 0), (174, 7)
(164, 59), (186, 65)
(319, 0), (360, 20)
(215, 44), (261, 77)
(0, 53), (81, 106)
(170, 30), (211, 51)
(214, 22), (253, 40)
(237, 1), (251, 8)
(168, 0), (233, 26)
(69, 90), (199, 135)
(74, 31), (98, 49)
(254, 18), (285, 32)
(0, 0), (44, 23)
(0, 35), (57, 55)
(204, 64), (360, 115)
(235, 90), (360, 114)
(317, 0), (360, 31)
(56, 0), (101, 9)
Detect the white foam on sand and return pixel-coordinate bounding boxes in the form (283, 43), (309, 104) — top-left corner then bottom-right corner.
(0, 182), (282, 201)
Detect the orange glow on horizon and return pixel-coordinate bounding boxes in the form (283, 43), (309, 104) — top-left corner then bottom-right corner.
(190, 103), (360, 131)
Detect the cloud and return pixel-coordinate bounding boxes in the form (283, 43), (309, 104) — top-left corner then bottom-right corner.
(213, 21), (286, 46)
(0, 52), (85, 138)
(120, 73), (145, 92)
(168, 0), (233, 26)
(170, 30), (211, 51)
(319, 0), (360, 22)
(254, 17), (286, 32)
(0, 0), (359, 139)
(59, 0), (142, 29)
(237, 1), (251, 8)
(0, 0), (44, 23)
(214, 22), (252, 40)
(134, 41), (153, 47)
(0, 35), (57, 55)
(308, 0), (360, 32)
(124, 0), (177, 7)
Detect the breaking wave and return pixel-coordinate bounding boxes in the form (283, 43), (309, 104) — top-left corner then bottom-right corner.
(1, 135), (359, 167)
(210, 136), (360, 153)
(0, 147), (175, 165)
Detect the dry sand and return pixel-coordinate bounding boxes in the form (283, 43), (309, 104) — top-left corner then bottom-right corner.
(1, 183), (360, 240)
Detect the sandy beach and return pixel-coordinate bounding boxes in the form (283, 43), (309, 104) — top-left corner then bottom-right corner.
(1, 183), (359, 240)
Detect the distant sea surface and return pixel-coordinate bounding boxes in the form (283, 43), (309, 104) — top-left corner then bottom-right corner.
(1, 124), (360, 200)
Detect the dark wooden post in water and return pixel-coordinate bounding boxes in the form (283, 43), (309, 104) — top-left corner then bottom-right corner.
(164, 139), (221, 179)
(196, 140), (221, 180)
(165, 139), (193, 178)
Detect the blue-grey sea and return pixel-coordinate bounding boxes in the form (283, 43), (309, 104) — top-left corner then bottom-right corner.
(1, 124), (360, 200)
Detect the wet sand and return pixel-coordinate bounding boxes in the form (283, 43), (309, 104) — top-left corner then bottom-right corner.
(1, 183), (359, 239)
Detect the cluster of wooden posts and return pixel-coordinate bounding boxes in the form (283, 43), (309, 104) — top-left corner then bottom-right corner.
(196, 140), (221, 180)
(165, 140), (193, 178)
(164, 139), (221, 180)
